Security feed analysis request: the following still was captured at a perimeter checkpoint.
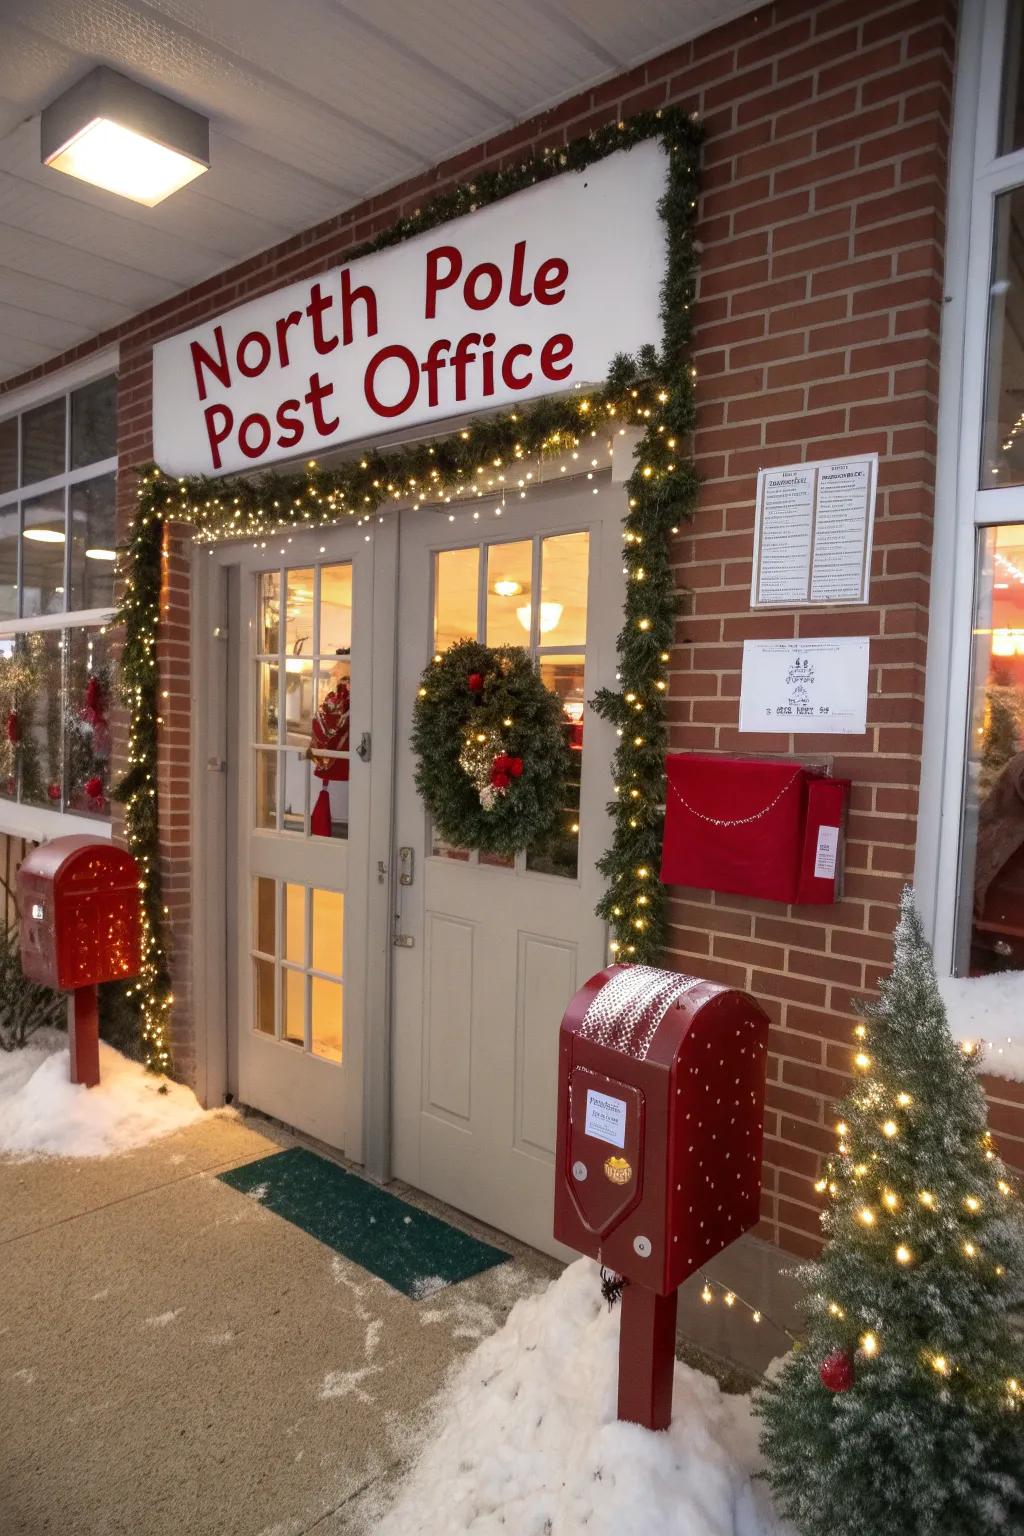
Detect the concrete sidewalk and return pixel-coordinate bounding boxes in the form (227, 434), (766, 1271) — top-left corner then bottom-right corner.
(0, 1111), (557, 1536)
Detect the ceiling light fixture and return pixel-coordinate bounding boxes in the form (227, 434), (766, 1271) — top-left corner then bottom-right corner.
(517, 601), (563, 635)
(23, 528), (66, 544)
(491, 579), (524, 598)
(41, 66), (209, 207)
(84, 547), (117, 561)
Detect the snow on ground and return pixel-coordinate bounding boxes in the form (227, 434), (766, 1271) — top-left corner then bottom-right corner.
(376, 1258), (791, 1536)
(0, 1029), (207, 1158)
(938, 971), (1024, 1081)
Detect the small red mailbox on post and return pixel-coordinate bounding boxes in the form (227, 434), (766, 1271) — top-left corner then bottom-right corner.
(553, 963), (769, 1431)
(17, 836), (142, 1089)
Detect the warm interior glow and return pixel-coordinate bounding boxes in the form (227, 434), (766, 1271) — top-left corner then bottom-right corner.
(491, 579), (523, 597)
(85, 547), (117, 561)
(45, 117), (207, 206)
(23, 528), (65, 543)
(518, 601), (563, 635)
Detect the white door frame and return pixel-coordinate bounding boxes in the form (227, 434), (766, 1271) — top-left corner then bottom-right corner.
(190, 518), (398, 1175)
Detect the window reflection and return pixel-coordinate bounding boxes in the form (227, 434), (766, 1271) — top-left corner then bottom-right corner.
(69, 474), (116, 609)
(958, 525), (1024, 973)
(22, 492), (66, 617)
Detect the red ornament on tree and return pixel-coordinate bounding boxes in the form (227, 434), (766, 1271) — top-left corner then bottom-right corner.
(467, 672), (484, 694)
(819, 1350), (855, 1393)
(84, 775), (104, 805)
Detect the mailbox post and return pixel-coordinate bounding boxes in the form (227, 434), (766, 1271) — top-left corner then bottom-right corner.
(17, 837), (143, 1088)
(553, 963), (769, 1431)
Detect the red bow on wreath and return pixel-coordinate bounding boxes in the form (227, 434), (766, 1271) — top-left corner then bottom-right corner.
(84, 775), (105, 809)
(490, 753), (524, 790)
(81, 675), (105, 725)
(5, 709), (18, 746)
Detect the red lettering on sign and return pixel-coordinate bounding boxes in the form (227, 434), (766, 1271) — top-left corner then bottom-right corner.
(340, 267), (378, 346)
(364, 345), (419, 417)
(239, 413), (272, 459)
(501, 344), (533, 391)
(191, 326), (230, 402)
(203, 403), (233, 469)
(540, 332), (573, 381)
(276, 398), (303, 449)
(306, 281), (338, 356)
(237, 331), (272, 379)
(425, 246), (462, 320)
(304, 372), (340, 436)
(535, 257), (568, 305)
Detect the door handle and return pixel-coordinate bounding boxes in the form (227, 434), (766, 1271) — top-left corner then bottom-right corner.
(398, 847), (414, 887)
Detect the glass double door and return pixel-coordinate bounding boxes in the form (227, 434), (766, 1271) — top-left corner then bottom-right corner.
(236, 528), (372, 1150)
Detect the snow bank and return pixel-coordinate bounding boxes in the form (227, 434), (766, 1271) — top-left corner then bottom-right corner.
(0, 1029), (207, 1158)
(938, 972), (1024, 1082)
(377, 1258), (790, 1536)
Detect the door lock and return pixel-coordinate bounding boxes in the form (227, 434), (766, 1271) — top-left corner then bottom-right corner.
(398, 847), (414, 886)
(356, 732), (371, 762)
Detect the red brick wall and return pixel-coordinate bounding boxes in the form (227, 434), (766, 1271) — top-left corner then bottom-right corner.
(6, 0), (1009, 1259)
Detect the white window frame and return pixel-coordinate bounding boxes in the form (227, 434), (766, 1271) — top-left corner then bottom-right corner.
(0, 345), (118, 842)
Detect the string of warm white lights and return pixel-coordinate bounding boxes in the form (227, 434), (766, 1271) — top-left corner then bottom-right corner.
(697, 1274), (797, 1343)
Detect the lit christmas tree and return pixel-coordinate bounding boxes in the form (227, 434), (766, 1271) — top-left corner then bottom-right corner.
(755, 886), (1024, 1535)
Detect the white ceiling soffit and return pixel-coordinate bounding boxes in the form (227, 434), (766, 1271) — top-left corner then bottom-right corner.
(0, 0), (753, 385)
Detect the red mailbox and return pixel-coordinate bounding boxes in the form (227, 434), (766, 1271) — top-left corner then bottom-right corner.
(554, 963), (769, 1430)
(17, 836), (142, 1088)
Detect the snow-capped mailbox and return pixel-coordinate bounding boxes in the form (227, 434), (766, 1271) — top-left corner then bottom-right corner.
(553, 963), (769, 1431)
(17, 836), (142, 1088)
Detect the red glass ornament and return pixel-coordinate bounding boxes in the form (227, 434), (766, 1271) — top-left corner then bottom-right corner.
(819, 1350), (855, 1393)
(468, 672), (484, 693)
(84, 776), (104, 801)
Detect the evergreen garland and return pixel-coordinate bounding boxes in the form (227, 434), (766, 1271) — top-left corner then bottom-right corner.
(412, 639), (570, 858)
(755, 887), (1024, 1536)
(118, 106), (703, 1069)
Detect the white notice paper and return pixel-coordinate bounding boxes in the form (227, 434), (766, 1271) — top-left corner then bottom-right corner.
(585, 1089), (627, 1148)
(751, 455), (877, 607)
(738, 636), (870, 735)
(814, 825), (840, 880)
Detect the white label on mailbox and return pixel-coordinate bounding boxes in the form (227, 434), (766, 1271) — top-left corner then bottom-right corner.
(814, 825), (840, 881)
(585, 1089), (627, 1148)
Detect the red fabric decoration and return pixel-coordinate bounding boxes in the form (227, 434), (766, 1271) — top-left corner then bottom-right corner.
(309, 680), (350, 784)
(489, 753), (524, 788)
(819, 1350), (855, 1393)
(80, 673), (111, 760)
(311, 787), (333, 838)
(84, 775), (104, 804)
(468, 672), (484, 693)
(5, 709), (18, 746)
(47, 782), (61, 802)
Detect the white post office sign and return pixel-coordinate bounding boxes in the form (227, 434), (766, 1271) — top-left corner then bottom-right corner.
(152, 142), (668, 477)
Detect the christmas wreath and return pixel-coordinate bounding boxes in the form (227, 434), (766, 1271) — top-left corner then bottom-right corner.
(412, 639), (571, 857)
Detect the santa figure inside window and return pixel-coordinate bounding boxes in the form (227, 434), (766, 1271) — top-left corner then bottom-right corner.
(307, 651), (350, 837)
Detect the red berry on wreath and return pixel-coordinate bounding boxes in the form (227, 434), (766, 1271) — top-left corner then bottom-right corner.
(507, 756), (523, 778)
(819, 1350), (855, 1393)
(491, 769), (511, 790)
(468, 672), (484, 693)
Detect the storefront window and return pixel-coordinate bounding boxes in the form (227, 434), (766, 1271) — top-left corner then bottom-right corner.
(981, 187), (1024, 486)
(1001, 0), (1024, 155)
(957, 525), (1024, 973)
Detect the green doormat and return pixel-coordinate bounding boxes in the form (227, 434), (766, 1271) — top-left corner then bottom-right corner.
(218, 1147), (509, 1298)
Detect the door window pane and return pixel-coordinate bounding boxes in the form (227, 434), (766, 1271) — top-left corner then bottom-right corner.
(540, 532), (589, 646)
(283, 883), (307, 966)
(527, 654), (585, 878)
(983, 187), (1024, 486)
(0, 418), (16, 495)
(68, 473), (116, 609)
(21, 398), (65, 486)
(282, 658), (314, 743)
(255, 749), (278, 829)
(311, 888), (344, 976)
(21, 630), (64, 808)
(257, 663), (280, 743)
(281, 749), (309, 834)
(70, 374), (117, 468)
(254, 957), (276, 1035)
(319, 564), (352, 656)
(282, 968), (306, 1044)
(0, 507), (18, 619)
(21, 492), (66, 616)
(259, 571), (280, 653)
(285, 567), (314, 658)
(958, 525), (1024, 973)
(434, 546), (478, 649)
(485, 540), (532, 646)
(311, 977), (343, 1062)
(253, 878), (276, 955)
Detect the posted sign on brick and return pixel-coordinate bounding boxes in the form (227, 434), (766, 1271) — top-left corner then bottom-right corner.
(152, 143), (667, 477)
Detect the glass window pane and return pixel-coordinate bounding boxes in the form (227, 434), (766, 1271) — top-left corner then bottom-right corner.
(983, 187), (1024, 486)
(255, 749), (278, 829)
(311, 888), (344, 976)
(282, 968), (306, 1045)
(21, 629), (63, 808)
(70, 375), (117, 469)
(485, 540), (532, 646)
(68, 473), (116, 610)
(1001, 1), (1024, 155)
(257, 663), (280, 743)
(0, 417), (16, 495)
(254, 957), (276, 1036)
(540, 532), (589, 646)
(253, 877), (276, 955)
(526, 654), (585, 879)
(957, 525), (1024, 974)
(283, 883), (306, 966)
(22, 492), (66, 617)
(21, 397), (65, 486)
(0, 506), (17, 619)
(311, 977), (343, 1062)
(319, 563), (352, 657)
(282, 658), (313, 745)
(285, 567), (314, 658)
(434, 546), (479, 651)
(259, 571), (280, 654)
(64, 627), (112, 817)
(281, 749), (308, 834)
